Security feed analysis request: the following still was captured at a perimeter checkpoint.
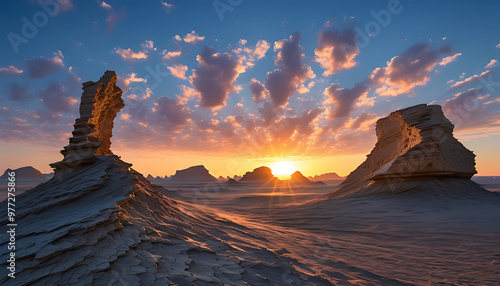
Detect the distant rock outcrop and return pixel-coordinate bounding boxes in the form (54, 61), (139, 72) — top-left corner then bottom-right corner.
(225, 178), (241, 186)
(308, 172), (344, 181)
(289, 171), (312, 184)
(169, 165), (217, 182)
(50, 70), (124, 175)
(0, 166), (46, 180)
(239, 166), (278, 183)
(331, 104), (481, 198)
(146, 174), (154, 180)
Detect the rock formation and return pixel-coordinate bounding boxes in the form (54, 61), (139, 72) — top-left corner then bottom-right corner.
(0, 166), (46, 180)
(239, 166), (277, 182)
(0, 71), (329, 285)
(308, 172), (344, 181)
(289, 171), (312, 184)
(50, 71), (124, 174)
(331, 104), (480, 198)
(169, 165), (217, 182)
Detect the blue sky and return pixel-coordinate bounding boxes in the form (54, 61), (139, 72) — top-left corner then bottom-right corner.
(0, 0), (499, 176)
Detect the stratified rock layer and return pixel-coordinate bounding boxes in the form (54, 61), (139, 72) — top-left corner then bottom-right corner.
(50, 71), (124, 174)
(333, 104), (478, 197)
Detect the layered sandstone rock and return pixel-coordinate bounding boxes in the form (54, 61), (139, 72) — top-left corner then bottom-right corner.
(333, 104), (477, 197)
(50, 71), (124, 174)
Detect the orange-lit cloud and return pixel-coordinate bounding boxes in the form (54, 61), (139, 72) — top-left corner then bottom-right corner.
(174, 31), (205, 44)
(439, 52), (461, 66)
(315, 25), (360, 76)
(0, 65), (23, 76)
(167, 64), (188, 80)
(450, 70), (492, 90)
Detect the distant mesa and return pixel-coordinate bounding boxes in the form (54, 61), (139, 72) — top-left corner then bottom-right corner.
(217, 176), (228, 181)
(0, 166), (47, 181)
(44, 172), (55, 179)
(169, 165), (217, 182)
(225, 178), (241, 186)
(289, 171), (312, 184)
(331, 104), (484, 198)
(146, 174), (154, 180)
(239, 166), (279, 184)
(308, 172), (345, 181)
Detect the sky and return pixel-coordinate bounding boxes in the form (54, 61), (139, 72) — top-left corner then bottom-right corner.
(0, 0), (499, 178)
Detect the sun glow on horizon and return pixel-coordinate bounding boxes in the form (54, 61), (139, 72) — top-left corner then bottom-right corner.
(270, 161), (296, 178)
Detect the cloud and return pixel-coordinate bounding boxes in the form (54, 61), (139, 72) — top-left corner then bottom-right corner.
(249, 78), (266, 103)
(161, 1), (174, 12)
(315, 25), (360, 76)
(496, 43), (500, 49)
(7, 84), (31, 102)
(324, 82), (370, 119)
(233, 39), (270, 72)
(38, 81), (78, 113)
(265, 33), (315, 106)
(439, 52), (461, 66)
(449, 70), (492, 90)
(485, 59), (499, 69)
(117, 73), (147, 91)
(167, 64), (188, 80)
(114, 40), (153, 61)
(175, 31), (205, 44)
(190, 46), (241, 109)
(106, 7), (126, 33)
(99, 1), (112, 9)
(155, 96), (190, 125)
(374, 43), (451, 96)
(162, 49), (182, 60)
(37, 0), (73, 14)
(25, 52), (64, 79)
(443, 88), (500, 132)
(0, 65), (23, 76)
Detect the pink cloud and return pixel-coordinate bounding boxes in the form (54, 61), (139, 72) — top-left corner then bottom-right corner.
(0, 65), (23, 76)
(162, 49), (182, 60)
(265, 33), (315, 106)
(450, 70), (493, 90)
(249, 78), (266, 103)
(25, 52), (64, 79)
(485, 59), (498, 69)
(315, 25), (360, 76)
(324, 82), (370, 119)
(167, 64), (188, 80)
(174, 31), (205, 44)
(439, 52), (461, 66)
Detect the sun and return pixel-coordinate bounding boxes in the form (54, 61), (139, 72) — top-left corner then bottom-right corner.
(270, 161), (295, 178)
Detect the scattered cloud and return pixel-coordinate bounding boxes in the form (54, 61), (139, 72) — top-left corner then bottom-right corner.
(233, 39), (270, 72)
(496, 43), (500, 49)
(38, 81), (78, 113)
(162, 49), (182, 60)
(161, 1), (174, 12)
(249, 78), (266, 103)
(167, 64), (188, 80)
(0, 65), (23, 76)
(190, 46), (241, 108)
(443, 88), (500, 132)
(439, 52), (461, 66)
(265, 32), (315, 106)
(324, 82), (370, 119)
(7, 84), (31, 102)
(105, 6), (126, 33)
(485, 59), (499, 69)
(174, 31), (205, 44)
(99, 1), (112, 9)
(118, 73), (147, 91)
(25, 52), (65, 79)
(450, 70), (492, 91)
(114, 40), (153, 61)
(155, 96), (190, 126)
(315, 25), (360, 76)
(374, 43), (452, 96)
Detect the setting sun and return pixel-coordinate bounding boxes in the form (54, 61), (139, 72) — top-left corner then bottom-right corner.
(270, 161), (296, 178)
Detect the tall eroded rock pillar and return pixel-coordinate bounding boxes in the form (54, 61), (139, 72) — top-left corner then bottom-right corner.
(50, 71), (124, 173)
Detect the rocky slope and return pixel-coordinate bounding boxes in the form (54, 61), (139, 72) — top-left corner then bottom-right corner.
(0, 71), (334, 285)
